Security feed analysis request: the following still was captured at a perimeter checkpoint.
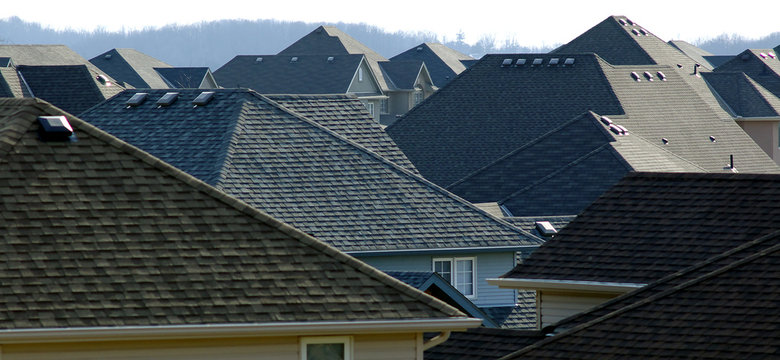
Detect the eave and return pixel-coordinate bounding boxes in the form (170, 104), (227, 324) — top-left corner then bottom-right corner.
(487, 278), (645, 294)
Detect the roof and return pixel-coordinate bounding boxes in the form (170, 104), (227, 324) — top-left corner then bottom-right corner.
(379, 60), (426, 90)
(502, 172), (780, 285)
(480, 290), (537, 329)
(714, 49), (780, 97)
(264, 94), (419, 173)
(0, 67), (30, 97)
(89, 48), (172, 88)
(154, 67), (213, 88)
(15, 65), (123, 115)
(702, 71), (780, 117)
(504, 216), (576, 238)
(668, 40), (715, 68)
(214, 54), (369, 94)
(390, 43), (475, 87)
(425, 327), (544, 360)
(278, 26), (392, 91)
(79, 89), (542, 253)
(0, 97), (468, 330)
(501, 229), (780, 359)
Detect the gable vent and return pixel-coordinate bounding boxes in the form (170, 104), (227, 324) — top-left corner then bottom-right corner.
(192, 91), (215, 107)
(643, 71), (654, 81)
(532, 58), (543, 66)
(516, 59), (527, 66)
(630, 72), (641, 81)
(657, 71), (667, 81)
(549, 58), (559, 66)
(126, 92), (148, 107)
(156, 92), (179, 107)
(564, 58), (575, 66)
(501, 58), (513, 67)
(38, 116), (75, 142)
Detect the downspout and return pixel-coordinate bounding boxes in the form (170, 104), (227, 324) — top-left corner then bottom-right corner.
(422, 331), (451, 351)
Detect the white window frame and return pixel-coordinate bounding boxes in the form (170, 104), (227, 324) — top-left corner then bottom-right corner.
(380, 98), (389, 114)
(301, 336), (352, 360)
(358, 67), (363, 82)
(413, 90), (424, 106)
(433, 257), (476, 299)
(365, 102), (375, 116)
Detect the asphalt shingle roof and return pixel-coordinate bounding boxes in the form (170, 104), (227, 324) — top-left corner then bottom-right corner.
(0, 97), (467, 330)
(390, 43), (475, 88)
(702, 71), (780, 117)
(154, 67), (212, 88)
(79, 89), (541, 253)
(714, 49), (780, 97)
(379, 60), (424, 90)
(89, 48), (172, 88)
(503, 172), (780, 285)
(425, 327), (544, 360)
(214, 54), (366, 94)
(501, 229), (780, 359)
(16, 65), (123, 115)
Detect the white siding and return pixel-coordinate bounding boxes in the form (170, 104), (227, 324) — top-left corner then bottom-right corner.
(539, 291), (617, 327)
(354, 333), (419, 360)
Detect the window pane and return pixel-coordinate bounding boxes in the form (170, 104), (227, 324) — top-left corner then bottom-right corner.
(307, 343), (345, 360)
(455, 259), (473, 296)
(434, 260), (452, 283)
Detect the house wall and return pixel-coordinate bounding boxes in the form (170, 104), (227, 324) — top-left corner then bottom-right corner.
(0, 333), (422, 360)
(738, 120), (780, 164)
(349, 61), (380, 95)
(357, 252), (518, 307)
(538, 290), (618, 328)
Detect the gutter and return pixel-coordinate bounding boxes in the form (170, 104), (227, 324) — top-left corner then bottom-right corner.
(487, 278), (645, 294)
(348, 245), (539, 257)
(422, 331), (451, 351)
(734, 115), (780, 122)
(0, 318), (482, 344)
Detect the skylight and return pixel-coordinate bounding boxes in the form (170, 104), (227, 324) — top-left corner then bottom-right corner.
(535, 221), (557, 236)
(532, 58), (543, 66)
(564, 58), (575, 66)
(516, 59), (527, 66)
(549, 58), (560, 66)
(156, 92), (179, 107)
(501, 58), (513, 67)
(192, 91), (215, 107)
(126, 93), (148, 107)
(37, 115), (74, 142)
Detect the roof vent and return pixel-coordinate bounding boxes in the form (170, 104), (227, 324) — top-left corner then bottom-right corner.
(192, 91), (215, 107)
(516, 59), (527, 66)
(600, 116), (612, 126)
(96, 74), (111, 86)
(630, 72), (641, 81)
(618, 19), (627, 25)
(126, 92), (148, 107)
(327, 56), (335, 63)
(564, 58), (575, 66)
(631, 29), (641, 36)
(532, 58), (543, 66)
(710, 136), (716, 142)
(662, 138), (669, 144)
(626, 19), (635, 25)
(416, 47), (423, 51)
(609, 124), (622, 135)
(643, 71), (654, 81)
(549, 58), (559, 66)
(290, 57), (298, 63)
(677, 63), (683, 68)
(741, 53), (751, 61)
(639, 28), (649, 35)
(255, 57), (263, 63)
(759, 53), (767, 59)
(535, 221), (557, 236)
(37, 115), (75, 142)
(657, 71), (667, 81)
(615, 125), (628, 135)
(501, 58), (513, 67)
(769, 52), (777, 59)
(104, 54), (112, 60)
(156, 92), (179, 107)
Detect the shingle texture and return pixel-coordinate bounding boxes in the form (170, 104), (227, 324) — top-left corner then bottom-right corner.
(503, 172), (780, 285)
(155, 67), (211, 88)
(502, 229), (780, 359)
(481, 290), (537, 329)
(16, 65), (122, 115)
(425, 328), (544, 360)
(391, 43), (474, 88)
(379, 60), (424, 90)
(214, 54), (364, 94)
(0, 98), (466, 330)
(89, 48), (172, 88)
(714, 49), (780, 98)
(79, 89), (540, 253)
(702, 72), (780, 117)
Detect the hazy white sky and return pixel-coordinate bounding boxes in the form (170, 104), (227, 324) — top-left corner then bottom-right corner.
(3, 1), (778, 47)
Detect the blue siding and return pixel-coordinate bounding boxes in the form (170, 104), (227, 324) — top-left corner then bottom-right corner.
(357, 252), (517, 307)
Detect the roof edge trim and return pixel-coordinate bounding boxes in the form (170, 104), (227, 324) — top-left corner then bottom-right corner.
(487, 278), (645, 293)
(348, 245), (540, 257)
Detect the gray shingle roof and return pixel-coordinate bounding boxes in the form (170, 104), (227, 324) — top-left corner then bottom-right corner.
(16, 65), (123, 115)
(0, 97), (468, 330)
(390, 43), (475, 88)
(89, 48), (172, 88)
(425, 327), (544, 360)
(502, 228), (780, 359)
(503, 172), (780, 285)
(714, 49), (780, 97)
(154, 67), (212, 88)
(79, 89), (541, 253)
(379, 60), (425, 90)
(703, 71), (780, 117)
(214, 54), (366, 94)
(0, 68), (29, 97)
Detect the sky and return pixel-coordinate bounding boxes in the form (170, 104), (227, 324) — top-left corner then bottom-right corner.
(3, 1), (778, 47)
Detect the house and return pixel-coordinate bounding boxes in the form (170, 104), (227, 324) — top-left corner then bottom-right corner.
(0, 45), (123, 113)
(0, 97), (482, 359)
(499, 227), (780, 359)
(489, 172), (780, 328)
(391, 42), (477, 88)
(90, 48), (219, 89)
(214, 26), (436, 124)
(79, 89), (544, 312)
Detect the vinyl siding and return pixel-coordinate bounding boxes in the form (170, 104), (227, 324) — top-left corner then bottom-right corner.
(539, 290), (617, 327)
(357, 252), (518, 307)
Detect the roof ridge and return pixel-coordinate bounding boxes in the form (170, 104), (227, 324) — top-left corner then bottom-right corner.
(0, 98), (47, 156)
(248, 91), (543, 244)
(503, 229), (780, 358)
(5, 97), (466, 320)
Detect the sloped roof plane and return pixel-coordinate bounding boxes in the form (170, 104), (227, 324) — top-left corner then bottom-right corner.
(391, 43), (475, 87)
(89, 48), (172, 88)
(0, 97), (474, 332)
(79, 89), (542, 253)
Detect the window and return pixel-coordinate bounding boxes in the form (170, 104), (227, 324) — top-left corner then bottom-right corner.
(358, 67), (363, 82)
(380, 99), (389, 114)
(365, 102), (375, 116)
(413, 90), (424, 106)
(433, 257), (476, 298)
(301, 336), (352, 360)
